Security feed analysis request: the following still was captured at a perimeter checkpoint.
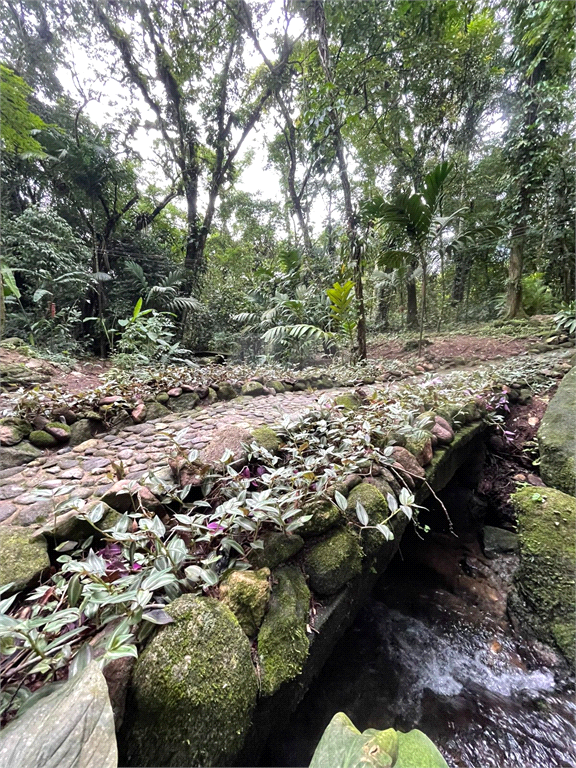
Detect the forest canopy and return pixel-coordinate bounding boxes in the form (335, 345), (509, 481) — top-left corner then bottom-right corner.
(1, 0), (574, 363)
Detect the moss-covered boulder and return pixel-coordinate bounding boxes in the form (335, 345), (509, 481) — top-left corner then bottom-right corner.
(250, 425), (281, 453)
(122, 595), (258, 767)
(220, 567), (271, 636)
(248, 531), (304, 569)
(29, 430), (58, 448)
(334, 392), (362, 410)
(170, 391), (200, 412)
(37, 501), (121, 542)
(347, 483), (390, 558)
(0, 441), (42, 470)
(241, 380), (266, 396)
(537, 367), (575, 494)
(511, 486), (575, 664)
(304, 527), (363, 596)
(144, 401), (170, 421)
(155, 392), (170, 404)
(216, 382), (237, 401)
(257, 566), (310, 697)
(298, 499), (343, 537)
(69, 418), (94, 446)
(0, 526), (50, 593)
(405, 434), (433, 467)
(0, 417), (31, 446)
(268, 380), (286, 393)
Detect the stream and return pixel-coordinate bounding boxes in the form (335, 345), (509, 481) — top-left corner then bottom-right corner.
(260, 532), (576, 768)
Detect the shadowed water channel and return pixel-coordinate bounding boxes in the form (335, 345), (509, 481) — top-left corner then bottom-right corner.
(260, 542), (576, 768)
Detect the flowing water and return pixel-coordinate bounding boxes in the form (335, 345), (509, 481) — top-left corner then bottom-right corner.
(261, 547), (576, 768)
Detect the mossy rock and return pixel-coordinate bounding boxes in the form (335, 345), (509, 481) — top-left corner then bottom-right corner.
(304, 527), (363, 596)
(298, 499), (344, 537)
(29, 430), (58, 448)
(85, 410), (103, 422)
(0, 441), (42, 470)
(220, 568), (271, 636)
(144, 401), (170, 421)
(248, 531), (304, 569)
(250, 426), (281, 454)
(537, 367), (575, 495)
(257, 566), (310, 697)
(206, 387), (218, 404)
(268, 380), (286, 393)
(241, 380), (266, 396)
(123, 595), (258, 767)
(0, 526), (50, 594)
(511, 486), (575, 664)
(216, 382), (237, 401)
(155, 392), (170, 404)
(170, 391), (200, 412)
(69, 418), (94, 446)
(334, 393), (362, 411)
(347, 482), (390, 558)
(405, 433), (433, 466)
(0, 417), (32, 446)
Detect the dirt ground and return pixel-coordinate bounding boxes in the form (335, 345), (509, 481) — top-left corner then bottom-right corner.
(0, 348), (112, 394)
(368, 333), (539, 365)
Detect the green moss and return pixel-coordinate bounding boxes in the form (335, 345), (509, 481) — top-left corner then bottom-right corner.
(0, 417), (31, 444)
(28, 430), (58, 448)
(125, 595), (258, 767)
(155, 392), (170, 403)
(304, 527), (363, 596)
(241, 381), (266, 396)
(250, 426), (281, 454)
(347, 483), (389, 558)
(0, 527), (50, 593)
(511, 486), (575, 664)
(298, 499), (343, 537)
(268, 380), (285, 393)
(248, 531), (304, 569)
(144, 401), (170, 420)
(334, 393), (362, 410)
(537, 367), (575, 494)
(217, 382), (237, 401)
(220, 568), (271, 636)
(257, 566), (310, 697)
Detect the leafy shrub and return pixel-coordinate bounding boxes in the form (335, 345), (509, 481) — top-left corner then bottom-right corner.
(554, 301), (576, 335)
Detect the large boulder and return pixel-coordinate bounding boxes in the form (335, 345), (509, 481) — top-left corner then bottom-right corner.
(511, 486), (575, 664)
(0, 526), (50, 593)
(0, 662), (117, 768)
(257, 566), (310, 697)
(69, 419), (95, 446)
(537, 367), (575, 494)
(121, 595), (258, 767)
(248, 531), (304, 569)
(0, 441), (42, 470)
(170, 391), (200, 412)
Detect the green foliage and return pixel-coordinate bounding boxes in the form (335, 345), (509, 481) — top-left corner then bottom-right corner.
(554, 302), (576, 335)
(0, 65), (46, 157)
(310, 712), (448, 768)
(520, 273), (556, 316)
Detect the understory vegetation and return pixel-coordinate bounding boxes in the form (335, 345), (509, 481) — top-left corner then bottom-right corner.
(1, 0), (574, 366)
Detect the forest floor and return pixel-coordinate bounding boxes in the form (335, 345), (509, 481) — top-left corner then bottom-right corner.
(1, 324), (548, 403)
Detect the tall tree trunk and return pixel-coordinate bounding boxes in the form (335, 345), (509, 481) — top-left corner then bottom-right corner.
(505, 223), (526, 318)
(311, 0), (367, 360)
(406, 260), (418, 329)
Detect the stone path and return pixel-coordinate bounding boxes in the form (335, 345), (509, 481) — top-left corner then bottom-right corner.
(0, 388), (350, 528)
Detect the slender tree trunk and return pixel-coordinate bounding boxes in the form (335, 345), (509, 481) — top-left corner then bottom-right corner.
(406, 260), (418, 329)
(505, 223), (527, 318)
(311, 0), (367, 359)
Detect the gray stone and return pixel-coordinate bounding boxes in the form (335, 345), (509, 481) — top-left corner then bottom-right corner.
(169, 391), (200, 412)
(144, 402), (171, 421)
(16, 501), (52, 526)
(69, 419), (94, 447)
(241, 380), (266, 396)
(0, 442), (42, 470)
(482, 525), (519, 558)
(0, 662), (117, 768)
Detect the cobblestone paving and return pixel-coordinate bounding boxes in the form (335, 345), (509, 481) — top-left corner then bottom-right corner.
(0, 388), (351, 528)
